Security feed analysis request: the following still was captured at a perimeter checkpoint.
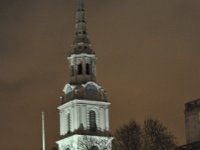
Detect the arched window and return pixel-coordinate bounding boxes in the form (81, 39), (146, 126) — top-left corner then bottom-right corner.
(89, 110), (97, 131)
(67, 113), (71, 132)
(78, 64), (82, 75)
(86, 63), (90, 75)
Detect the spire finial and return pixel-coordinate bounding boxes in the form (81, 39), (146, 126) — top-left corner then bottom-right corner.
(77, 0), (84, 11)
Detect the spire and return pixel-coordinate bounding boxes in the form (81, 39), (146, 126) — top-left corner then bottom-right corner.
(70, 0), (94, 55)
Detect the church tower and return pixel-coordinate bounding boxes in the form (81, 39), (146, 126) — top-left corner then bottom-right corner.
(185, 99), (200, 144)
(56, 0), (113, 149)
(176, 99), (200, 149)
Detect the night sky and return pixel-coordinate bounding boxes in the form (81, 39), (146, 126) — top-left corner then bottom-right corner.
(1, 0), (200, 149)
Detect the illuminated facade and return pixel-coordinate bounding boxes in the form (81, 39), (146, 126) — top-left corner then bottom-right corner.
(56, 0), (113, 149)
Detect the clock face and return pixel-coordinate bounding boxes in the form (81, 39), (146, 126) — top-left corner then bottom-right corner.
(86, 84), (98, 96)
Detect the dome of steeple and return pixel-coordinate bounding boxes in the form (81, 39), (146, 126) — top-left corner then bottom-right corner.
(61, 82), (107, 104)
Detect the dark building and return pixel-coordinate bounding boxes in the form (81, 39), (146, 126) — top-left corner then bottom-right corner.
(177, 99), (200, 150)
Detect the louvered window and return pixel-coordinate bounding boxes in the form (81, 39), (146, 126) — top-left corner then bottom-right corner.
(89, 110), (97, 131)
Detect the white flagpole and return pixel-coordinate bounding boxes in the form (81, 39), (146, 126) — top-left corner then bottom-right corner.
(42, 112), (46, 150)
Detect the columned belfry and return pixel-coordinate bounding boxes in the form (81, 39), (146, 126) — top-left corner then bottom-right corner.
(56, 0), (113, 149)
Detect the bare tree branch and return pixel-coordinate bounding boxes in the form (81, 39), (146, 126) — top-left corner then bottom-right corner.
(113, 119), (176, 150)
(113, 120), (142, 150)
(142, 119), (176, 150)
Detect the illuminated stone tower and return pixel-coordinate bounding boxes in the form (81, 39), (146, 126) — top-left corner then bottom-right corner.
(56, 0), (113, 149)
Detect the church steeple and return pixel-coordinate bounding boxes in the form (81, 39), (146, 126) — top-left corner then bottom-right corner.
(70, 0), (94, 55)
(56, 0), (113, 149)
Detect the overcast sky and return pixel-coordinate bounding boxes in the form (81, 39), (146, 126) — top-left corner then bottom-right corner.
(1, 0), (200, 149)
